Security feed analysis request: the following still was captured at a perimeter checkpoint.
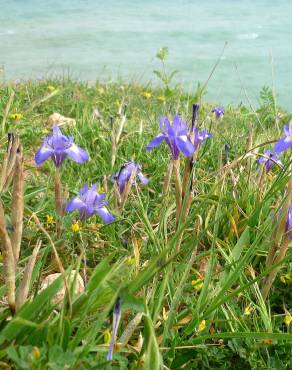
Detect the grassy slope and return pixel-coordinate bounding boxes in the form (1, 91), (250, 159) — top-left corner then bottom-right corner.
(0, 80), (291, 369)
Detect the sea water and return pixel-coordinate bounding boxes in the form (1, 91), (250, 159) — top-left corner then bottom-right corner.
(0, 0), (291, 108)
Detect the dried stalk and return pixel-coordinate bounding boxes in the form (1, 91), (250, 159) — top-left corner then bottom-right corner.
(1, 89), (15, 136)
(120, 169), (136, 210)
(11, 145), (24, 265)
(0, 201), (16, 314)
(54, 169), (64, 217)
(162, 161), (173, 196)
(261, 175), (292, 300)
(111, 100), (127, 168)
(16, 239), (42, 310)
(0, 133), (19, 192)
(245, 127), (254, 187)
(182, 104), (199, 199)
(32, 213), (72, 317)
(102, 175), (108, 194)
(113, 181), (122, 209)
(120, 312), (144, 346)
(4, 135), (20, 190)
(54, 169), (64, 237)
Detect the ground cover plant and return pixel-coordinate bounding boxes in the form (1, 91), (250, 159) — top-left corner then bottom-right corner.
(0, 77), (291, 369)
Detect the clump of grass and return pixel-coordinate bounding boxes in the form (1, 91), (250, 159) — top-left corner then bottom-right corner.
(0, 79), (291, 369)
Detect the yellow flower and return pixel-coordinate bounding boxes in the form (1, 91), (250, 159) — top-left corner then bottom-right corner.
(191, 278), (203, 291)
(47, 85), (55, 92)
(98, 87), (105, 94)
(262, 339), (273, 345)
(280, 273), (291, 284)
(198, 320), (206, 332)
(127, 256), (135, 265)
(71, 221), (80, 233)
(10, 113), (23, 120)
(46, 215), (54, 225)
(98, 184), (104, 193)
(103, 329), (111, 344)
(244, 304), (253, 316)
(284, 314), (292, 327)
(157, 95), (166, 102)
(31, 346), (41, 359)
(142, 91), (151, 99)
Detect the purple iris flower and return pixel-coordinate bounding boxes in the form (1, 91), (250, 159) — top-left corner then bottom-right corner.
(66, 183), (115, 224)
(107, 297), (121, 361)
(145, 114), (195, 159)
(193, 128), (212, 151)
(112, 161), (149, 193)
(274, 120), (292, 153)
(258, 150), (281, 172)
(35, 126), (89, 167)
(212, 107), (225, 119)
(287, 204), (292, 239)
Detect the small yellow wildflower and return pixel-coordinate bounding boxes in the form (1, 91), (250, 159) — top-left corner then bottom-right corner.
(71, 221), (80, 233)
(191, 278), (203, 291)
(98, 184), (104, 193)
(284, 314), (292, 327)
(31, 346), (41, 360)
(244, 304), (253, 316)
(47, 85), (55, 92)
(142, 91), (151, 99)
(157, 95), (166, 102)
(280, 273), (291, 284)
(162, 306), (168, 321)
(46, 215), (54, 225)
(10, 113), (23, 120)
(262, 339), (273, 345)
(115, 100), (120, 107)
(198, 320), (206, 332)
(98, 87), (105, 94)
(103, 329), (111, 344)
(127, 256), (135, 265)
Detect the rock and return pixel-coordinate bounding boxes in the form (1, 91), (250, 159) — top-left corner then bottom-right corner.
(40, 270), (84, 305)
(47, 113), (76, 127)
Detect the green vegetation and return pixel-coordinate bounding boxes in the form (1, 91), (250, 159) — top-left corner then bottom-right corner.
(0, 79), (291, 369)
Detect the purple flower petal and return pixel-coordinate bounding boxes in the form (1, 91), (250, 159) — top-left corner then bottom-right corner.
(96, 207), (115, 224)
(65, 143), (89, 164)
(35, 144), (54, 166)
(66, 197), (85, 212)
(274, 137), (292, 153)
(145, 134), (165, 151)
(79, 183), (89, 196)
(175, 135), (195, 157)
(137, 171), (149, 185)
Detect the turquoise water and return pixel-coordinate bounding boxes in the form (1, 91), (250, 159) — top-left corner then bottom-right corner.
(1, 0), (291, 108)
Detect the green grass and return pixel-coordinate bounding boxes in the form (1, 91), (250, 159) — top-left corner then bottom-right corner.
(0, 79), (291, 369)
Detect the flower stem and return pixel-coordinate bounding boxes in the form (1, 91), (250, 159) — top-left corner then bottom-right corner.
(172, 159), (182, 224)
(54, 168), (64, 236)
(162, 161), (173, 196)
